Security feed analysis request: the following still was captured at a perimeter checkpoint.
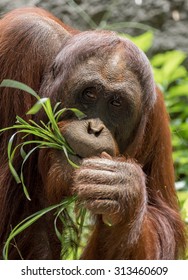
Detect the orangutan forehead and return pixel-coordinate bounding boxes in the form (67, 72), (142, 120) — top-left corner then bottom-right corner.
(107, 51), (123, 68)
(85, 50), (128, 83)
(103, 51), (127, 82)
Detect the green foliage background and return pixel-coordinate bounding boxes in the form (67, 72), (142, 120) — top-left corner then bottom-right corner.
(126, 31), (188, 222)
(124, 32), (188, 257)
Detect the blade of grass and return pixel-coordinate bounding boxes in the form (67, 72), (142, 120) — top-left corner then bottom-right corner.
(54, 108), (68, 123)
(59, 210), (78, 260)
(53, 195), (78, 247)
(53, 102), (61, 114)
(28, 119), (66, 144)
(68, 108), (86, 120)
(3, 196), (77, 260)
(8, 137), (67, 199)
(20, 145), (27, 159)
(54, 208), (64, 243)
(0, 79), (40, 100)
(62, 146), (79, 169)
(54, 108), (86, 123)
(20, 145), (41, 200)
(15, 128), (63, 144)
(7, 133), (21, 184)
(75, 207), (87, 259)
(27, 98), (49, 115)
(16, 115), (30, 125)
(44, 99), (60, 131)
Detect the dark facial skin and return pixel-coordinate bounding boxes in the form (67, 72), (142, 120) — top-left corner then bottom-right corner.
(60, 49), (143, 158)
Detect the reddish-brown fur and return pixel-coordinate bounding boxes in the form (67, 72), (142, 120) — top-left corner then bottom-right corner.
(0, 7), (186, 259)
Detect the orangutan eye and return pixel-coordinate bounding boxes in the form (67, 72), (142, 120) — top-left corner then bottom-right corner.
(110, 96), (122, 107)
(82, 88), (97, 102)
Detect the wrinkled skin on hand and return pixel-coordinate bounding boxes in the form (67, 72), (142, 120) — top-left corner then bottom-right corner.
(73, 152), (146, 227)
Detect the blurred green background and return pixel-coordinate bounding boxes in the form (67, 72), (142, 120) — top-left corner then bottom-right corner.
(126, 32), (188, 229)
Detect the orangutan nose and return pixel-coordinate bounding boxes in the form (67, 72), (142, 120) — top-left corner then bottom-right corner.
(87, 119), (105, 137)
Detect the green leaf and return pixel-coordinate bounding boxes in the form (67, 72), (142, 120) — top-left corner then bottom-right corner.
(27, 98), (49, 115)
(162, 55), (186, 83)
(151, 53), (167, 67)
(181, 197), (188, 222)
(53, 102), (61, 114)
(17, 128), (61, 144)
(169, 84), (188, 97)
(54, 108), (68, 123)
(69, 108), (86, 120)
(0, 126), (15, 133)
(62, 146), (78, 168)
(151, 51), (186, 86)
(54, 209), (64, 243)
(152, 68), (164, 85)
(20, 146), (27, 159)
(151, 51), (186, 68)
(20, 145), (41, 201)
(170, 66), (187, 81)
(44, 99), (62, 138)
(16, 116), (30, 125)
(126, 31), (154, 52)
(0, 79), (40, 100)
(54, 108), (86, 123)
(3, 198), (77, 259)
(7, 133), (21, 184)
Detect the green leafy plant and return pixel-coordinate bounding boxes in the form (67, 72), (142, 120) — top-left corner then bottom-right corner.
(0, 79), (85, 200)
(0, 79), (89, 260)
